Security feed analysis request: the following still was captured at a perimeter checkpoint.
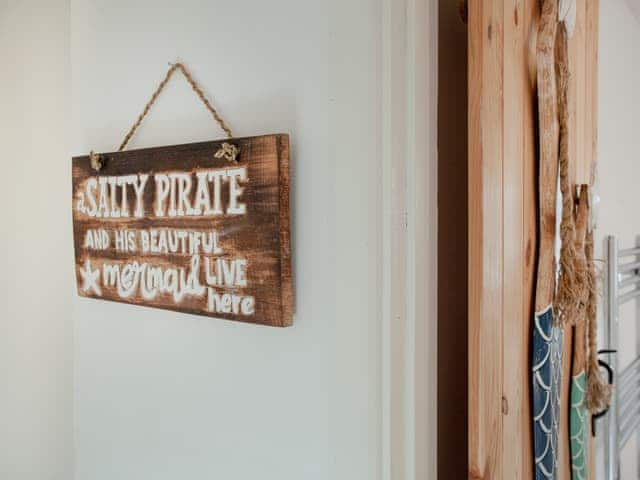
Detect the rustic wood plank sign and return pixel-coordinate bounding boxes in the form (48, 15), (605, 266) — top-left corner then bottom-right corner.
(72, 134), (293, 327)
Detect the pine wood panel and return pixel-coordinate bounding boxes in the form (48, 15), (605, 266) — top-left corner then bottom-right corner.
(468, 1), (600, 479)
(502, 0), (536, 478)
(469, 1), (505, 478)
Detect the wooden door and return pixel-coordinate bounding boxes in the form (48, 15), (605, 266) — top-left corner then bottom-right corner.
(467, 1), (599, 479)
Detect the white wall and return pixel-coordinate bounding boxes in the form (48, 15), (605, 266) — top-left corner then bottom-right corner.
(0, 1), (74, 479)
(70, 2), (436, 480)
(595, 1), (640, 478)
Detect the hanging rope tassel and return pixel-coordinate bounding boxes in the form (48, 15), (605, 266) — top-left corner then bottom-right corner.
(554, 23), (588, 326)
(585, 229), (612, 412)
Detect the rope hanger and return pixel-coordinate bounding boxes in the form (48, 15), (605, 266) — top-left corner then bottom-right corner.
(90, 62), (237, 170)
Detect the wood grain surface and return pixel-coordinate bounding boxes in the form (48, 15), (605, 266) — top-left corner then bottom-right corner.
(469, 0), (505, 477)
(468, 1), (600, 479)
(72, 134), (292, 327)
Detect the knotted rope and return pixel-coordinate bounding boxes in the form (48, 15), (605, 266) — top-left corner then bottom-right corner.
(89, 150), (104, 171)
(214, 142), (240, 164)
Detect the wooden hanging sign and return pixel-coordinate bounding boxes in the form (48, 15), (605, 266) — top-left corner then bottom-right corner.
(72, 134), (293, 327)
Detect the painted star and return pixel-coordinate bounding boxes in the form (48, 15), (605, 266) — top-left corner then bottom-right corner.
(79, 259), (102, 296)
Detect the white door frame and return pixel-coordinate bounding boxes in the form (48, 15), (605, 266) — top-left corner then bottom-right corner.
(382, 1), (438, 478)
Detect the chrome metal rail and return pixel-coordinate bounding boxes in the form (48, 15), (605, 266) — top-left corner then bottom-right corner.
(604, 235), (640, 480)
